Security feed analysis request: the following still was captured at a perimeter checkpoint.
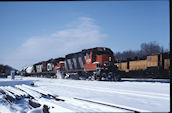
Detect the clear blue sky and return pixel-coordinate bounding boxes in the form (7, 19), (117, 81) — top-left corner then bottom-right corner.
(0, 1), (169, 69)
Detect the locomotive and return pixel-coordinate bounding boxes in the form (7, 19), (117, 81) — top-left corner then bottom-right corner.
(64, 47), (119, 80)
(21, 47), (120, 81)
(21, 57), (65, 77)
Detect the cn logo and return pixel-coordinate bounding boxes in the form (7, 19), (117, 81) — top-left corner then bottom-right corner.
(86, 59), (91, 63)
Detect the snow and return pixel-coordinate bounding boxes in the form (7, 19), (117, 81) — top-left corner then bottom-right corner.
(0, 104), (13, 113)
(0, 87), (16, 99)
(0, 76), (33, 86)
(27, 107), (43, 113)
(0, 76), (170, 112)
(15, 85), (42, 99)
(37, 98), (75, 112)
(57, 96), (129, 112)
(0, 94), (30, 113)
(0, 95), (13, 113)
(26, 66), (33, 74)
(21, 84), (55, 96)
(27, 77), (169, 112)
(4, 86), (28, 97)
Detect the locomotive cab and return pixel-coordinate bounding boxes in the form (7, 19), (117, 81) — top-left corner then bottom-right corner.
(84, 47), (119, 81)
(84, 47), (114, 70)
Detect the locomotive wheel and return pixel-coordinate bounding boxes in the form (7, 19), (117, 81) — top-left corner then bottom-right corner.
(107, 72), (113, 81)
(91, 72), (97, 81)
(113, 73), (120, 81)
(90, 75), (95, 81)
(101, 73), (107, 81)
(114, 75), (117, 81)
(96, 76), (101, 81)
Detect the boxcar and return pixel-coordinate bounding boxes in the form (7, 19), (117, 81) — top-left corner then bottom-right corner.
(114, 52), (170, 78)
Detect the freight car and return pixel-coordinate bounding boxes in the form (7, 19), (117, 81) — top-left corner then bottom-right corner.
(115, 52), (170, 78)
(63, 47), (119, 81)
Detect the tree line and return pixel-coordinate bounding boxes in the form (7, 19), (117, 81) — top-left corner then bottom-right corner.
(114, 41), (169, 62)
(0, 64), (17, 76)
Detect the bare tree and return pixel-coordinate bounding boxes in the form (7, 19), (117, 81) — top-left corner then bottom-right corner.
(115, 50), (139, 61)
(140, 41), (161, 56)
(114, 41), (167, 62)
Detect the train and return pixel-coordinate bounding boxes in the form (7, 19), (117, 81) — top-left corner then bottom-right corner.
(21, 47), (170, 80)
(21, 57), (65, 78)
(21, 47), (120, 81)
(114, 52), (170, 78)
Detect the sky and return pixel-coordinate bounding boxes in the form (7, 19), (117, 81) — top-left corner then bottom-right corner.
(0, 1), (169, 70)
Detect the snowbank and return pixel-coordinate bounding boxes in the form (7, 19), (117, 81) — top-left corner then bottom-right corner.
(0, 80), (34, 86)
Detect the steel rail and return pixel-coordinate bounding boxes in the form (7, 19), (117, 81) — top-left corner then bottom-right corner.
(74, 97), (141, 113)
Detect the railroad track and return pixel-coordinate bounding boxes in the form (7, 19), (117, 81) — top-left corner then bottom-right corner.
(73, 97), (144, 113)
(0, 85), (146, 112)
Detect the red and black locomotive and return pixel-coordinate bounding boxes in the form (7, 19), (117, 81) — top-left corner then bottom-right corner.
(22, 47), (120, 81)
(64, 47), (119, 80)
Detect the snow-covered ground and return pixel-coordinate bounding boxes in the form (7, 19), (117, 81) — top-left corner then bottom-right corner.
(0, 76), (170, 112)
